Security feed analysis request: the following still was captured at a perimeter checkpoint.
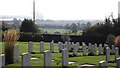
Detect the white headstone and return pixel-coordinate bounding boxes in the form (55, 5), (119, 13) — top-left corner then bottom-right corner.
(14, 45), (20, 63)
(116, 57), (120, 68)
(111, 45), (115, 54)
(58, 42), (63, 52)
(28, 41), (33, 53)
(103, 44), (108, 55)
(40, 41), (44, 53)
(91, 45), (95, 55)
(99, 61), (107, 68)
(62, 48), (68, 67)
(94, 43), (97, 52)
(0, 54), (5, 68)
(22, 53), (31, 67)
(63, 44), (66, 49)
(50, 41), (54, 52)
(106, 47), (110, 62)
(68, 42), (72, 51)
(76, 42), (80, 50)
(2, 55), (5, 67)
(71, 42), (74, 49)
(98, 44), (103, 55)
(0, 59), (1, 67)
(88, 43), (92, 51)
(82, 42), (85, 45)
(44, 51), (52, 67)
(82, 43), (86, 56)
(115, 47), (119, 61)
(73, 44), (78, 56)
(65, 42), (69, 52)
(0, 44), (2, 55)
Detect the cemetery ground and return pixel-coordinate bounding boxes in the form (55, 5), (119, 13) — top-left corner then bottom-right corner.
(1, 42), (120, 68)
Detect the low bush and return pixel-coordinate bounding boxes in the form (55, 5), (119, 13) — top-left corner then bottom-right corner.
(33, 33), (44, 42)
(19, 32), (33, 42)
(106, 34), (115, 48)
(19, 32), (43, 42)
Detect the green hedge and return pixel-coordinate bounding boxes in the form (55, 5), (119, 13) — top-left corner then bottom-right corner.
(19, 32), (44, 42)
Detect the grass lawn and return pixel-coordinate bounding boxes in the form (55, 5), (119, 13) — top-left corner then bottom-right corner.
(1, 42), (119, 68)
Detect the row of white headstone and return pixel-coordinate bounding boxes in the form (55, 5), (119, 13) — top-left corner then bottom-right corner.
(22, 48), (69, 68)
(98, 46), (120, 68)
(105, 46), (119, 62)
(22, 47), (120, 68)
(0, 41), (119, 68)
(28, 41), (119, 57)
(82, 42), (118, 56)
(99, 57), (120, 68)
(27, 41), (120, 67)
(28, 41), (80, 54)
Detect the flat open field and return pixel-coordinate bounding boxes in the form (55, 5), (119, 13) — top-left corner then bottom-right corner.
(1, 42), (119, 68)
(40, 28), (83, 35)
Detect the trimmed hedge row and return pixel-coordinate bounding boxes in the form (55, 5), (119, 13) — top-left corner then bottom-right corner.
(19, 32), (44, 42)
(43, 34), (107, 44)
(19, 33), (107, 44)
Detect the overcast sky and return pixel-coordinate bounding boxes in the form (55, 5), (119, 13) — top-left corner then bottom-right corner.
(0, 0), (119, 20)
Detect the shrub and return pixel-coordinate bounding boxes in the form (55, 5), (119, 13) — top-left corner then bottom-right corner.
(61, 33), (71, 42)
(33, 33), (44, 42)
(20, 19), (39, 33)
(3, 29), (19, 64)
(19, 32), (33, 42)
(19, 32), (43, 42)
(105, 34), (115, 47)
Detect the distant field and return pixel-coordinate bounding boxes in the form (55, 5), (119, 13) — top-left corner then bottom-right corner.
(40, 28), (83, 35)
